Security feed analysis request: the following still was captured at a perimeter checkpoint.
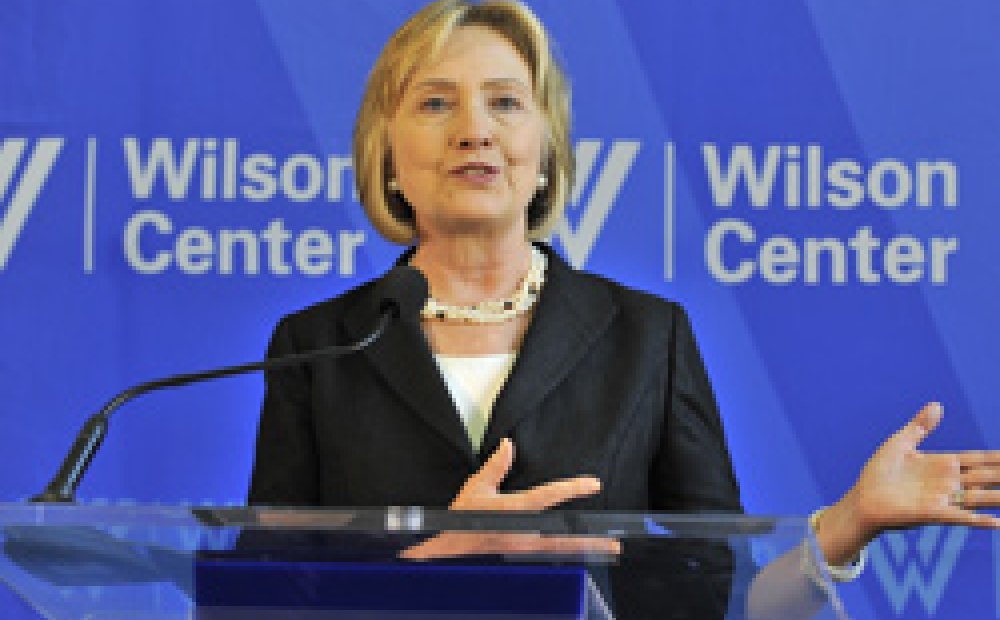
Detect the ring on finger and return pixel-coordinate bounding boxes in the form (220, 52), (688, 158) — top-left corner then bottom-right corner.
(950, 488), (967, 507)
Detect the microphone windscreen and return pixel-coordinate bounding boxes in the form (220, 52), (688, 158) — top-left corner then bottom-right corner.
(379, 266), (429, 319)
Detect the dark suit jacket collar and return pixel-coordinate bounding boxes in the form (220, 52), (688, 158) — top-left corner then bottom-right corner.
(342, 243), (618, 466)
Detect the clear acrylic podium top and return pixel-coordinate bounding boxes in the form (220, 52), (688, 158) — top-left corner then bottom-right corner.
(0, 503), (848, 620)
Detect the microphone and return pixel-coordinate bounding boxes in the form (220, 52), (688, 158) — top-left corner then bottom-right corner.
(32, 266), (428, 504)
(377, 263), (430, 320)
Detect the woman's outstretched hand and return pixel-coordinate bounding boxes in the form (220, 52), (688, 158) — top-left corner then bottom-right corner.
(750, 403), (1000, 619)
(401, 438), (619, 560)
(818, 402), (1000, 566)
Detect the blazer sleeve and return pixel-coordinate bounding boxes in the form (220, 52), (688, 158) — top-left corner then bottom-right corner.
(649, 304), (743, 513)
(247, 317), (321, 506)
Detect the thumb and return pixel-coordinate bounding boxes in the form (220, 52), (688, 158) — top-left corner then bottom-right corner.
(474, 438), (515, 489)
(894, 402), (944, 448)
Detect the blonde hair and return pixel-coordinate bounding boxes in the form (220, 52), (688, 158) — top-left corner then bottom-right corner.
(353, 0), (573, 244)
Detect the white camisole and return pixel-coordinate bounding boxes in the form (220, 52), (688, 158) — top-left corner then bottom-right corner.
(433, 353), (517, 451)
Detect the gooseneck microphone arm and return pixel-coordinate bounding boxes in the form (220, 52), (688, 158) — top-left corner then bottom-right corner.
(31, 313), (391, 504)
(31, 266), (429, 504)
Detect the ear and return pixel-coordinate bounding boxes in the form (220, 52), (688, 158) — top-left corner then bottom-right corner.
(526, 155), (554, 234)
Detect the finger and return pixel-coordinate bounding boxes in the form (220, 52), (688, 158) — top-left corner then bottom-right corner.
(960, 451), (1000, 469)
(505, 535), (622, 556)
(958, 488), (1000, 508)
(933, 506), (1000, 529)
(399, 532), (487, 561)
(892, 402), (944, 449)
(961, 466), (1000, 489)
(400, 532), (508, 561)
(537, 536), (622, 556)
(405, 532), (620, 560)
(473, 438), (515, 490)
(463, 533), (620, 556)
(504, 476), (602, 511)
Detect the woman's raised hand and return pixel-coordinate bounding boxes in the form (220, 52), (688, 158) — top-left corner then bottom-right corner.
(818, 402), (1000, 565)
(400, 438), (618, 560)
(449, 438), (602, 510)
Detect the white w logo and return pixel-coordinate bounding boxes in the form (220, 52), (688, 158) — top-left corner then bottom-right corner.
(0, 138), (65, 271)
(554, 140), (640, 269)
(870, 526), (967, 615)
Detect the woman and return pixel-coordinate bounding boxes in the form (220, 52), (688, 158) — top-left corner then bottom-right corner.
(250, 0), (1000, 582)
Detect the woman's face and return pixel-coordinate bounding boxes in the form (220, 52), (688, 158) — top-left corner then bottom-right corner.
(388, 26), (545, 240)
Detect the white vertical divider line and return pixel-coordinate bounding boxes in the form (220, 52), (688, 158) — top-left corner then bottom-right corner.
(84, 136), (96, 273)
(664, 141), (675, 281)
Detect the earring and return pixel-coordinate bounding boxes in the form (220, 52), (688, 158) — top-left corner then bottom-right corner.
(387, 178), (400, 192)
(537, 173), (548, 189)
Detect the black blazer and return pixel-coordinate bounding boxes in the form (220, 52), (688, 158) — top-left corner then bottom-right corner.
(248, 245), (742, 513)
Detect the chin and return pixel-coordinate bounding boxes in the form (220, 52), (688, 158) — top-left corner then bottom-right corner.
(436, 209), (523, 235)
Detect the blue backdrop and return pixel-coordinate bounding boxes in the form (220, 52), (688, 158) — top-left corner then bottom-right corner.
(2, 1), (999, 617)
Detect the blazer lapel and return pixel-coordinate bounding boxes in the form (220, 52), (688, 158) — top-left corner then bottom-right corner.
(481, 245), (618, 456)
(342, 271), (478, 467)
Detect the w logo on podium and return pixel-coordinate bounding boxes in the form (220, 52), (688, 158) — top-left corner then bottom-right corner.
(0, 137), (65, 271)
(869, 526), (967, 616)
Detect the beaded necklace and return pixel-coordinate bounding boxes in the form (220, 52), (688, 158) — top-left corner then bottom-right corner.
(419, 245), (546, 323)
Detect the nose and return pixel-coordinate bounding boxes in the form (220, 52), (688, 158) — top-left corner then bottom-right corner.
(449, 102), (494, 149)
(452, 135), (492, 149)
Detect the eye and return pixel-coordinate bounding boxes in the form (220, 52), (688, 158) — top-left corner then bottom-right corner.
(419, 96), (452, 112)
(491, 95), (524, 112)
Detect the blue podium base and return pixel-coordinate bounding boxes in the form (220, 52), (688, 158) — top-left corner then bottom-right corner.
(195, 559), (587, 619)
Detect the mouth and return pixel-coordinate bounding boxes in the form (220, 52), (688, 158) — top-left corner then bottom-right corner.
(449, 162), (501, 185)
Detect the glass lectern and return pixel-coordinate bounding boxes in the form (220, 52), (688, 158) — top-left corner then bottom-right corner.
(0, 504), (848, 619)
